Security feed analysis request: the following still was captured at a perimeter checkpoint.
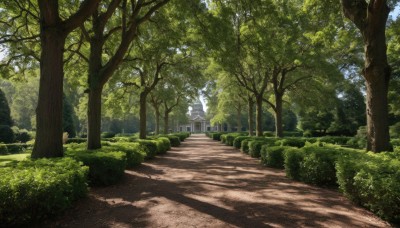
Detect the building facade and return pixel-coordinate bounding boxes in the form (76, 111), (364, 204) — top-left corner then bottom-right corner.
(177, 99), (216, 133)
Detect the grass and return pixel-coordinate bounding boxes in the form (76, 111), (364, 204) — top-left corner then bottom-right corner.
(0, 153), (30, 166)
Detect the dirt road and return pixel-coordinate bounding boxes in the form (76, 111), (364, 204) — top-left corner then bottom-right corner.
(45, 134), (390, 227)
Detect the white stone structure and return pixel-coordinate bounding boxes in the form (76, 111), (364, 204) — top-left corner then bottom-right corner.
(177, 99), (216, 133)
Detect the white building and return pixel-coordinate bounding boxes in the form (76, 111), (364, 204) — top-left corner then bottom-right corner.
(177, 99), (216, 133)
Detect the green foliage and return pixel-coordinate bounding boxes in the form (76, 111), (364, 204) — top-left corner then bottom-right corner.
(62, 95), (76, 138)
(224, 133), (247, 146)
(0, 143), (8, 155)
(248, 141), (265, 158)
(275, 137), (308, 148)
(233, 136), (250, 149)
(260, 146), (290, 169)
(135, 140), (158, 159)
(390, 122), (400, 138)
(66, 148), (126, 186)
(66, 138), (87, 144)
(336, 152), (400, 223)
(0, 143), (30, 154)
(0, 88), (12, 126)
(101, 132), (116, 139)
(0, 125), (14, 143)
(14, 128), (31, 143)
(158, 135), (180, 147)
(318, 136), (352, 145)
(284, 148), (304, 180)
(172, 132), (190, 141)
(149, 137), (171, 154)
(108, 142), (146, 168)
(212, 132), (223, 141)
(240, 139), (251, 154)
(0, 158), (88, 226)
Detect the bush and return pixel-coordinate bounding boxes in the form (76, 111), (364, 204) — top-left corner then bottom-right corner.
(172, 133), (190, 141)
(224, 133), (247, 146)
(0, 143), (8, 155)
(318, 136), (352, 145)
(284, 148), (304, 180)
(212, 132), (223, 141)
(67, 138), (87, 144)
(5, 143), (29, 154)
(14, 129), (31, 143)
(300, 146), (342, 187)
(153, 137), (171, 154)
(220, 134), (228, 144)
(260, 146), (290, 169)
(66, 149), (126, 186)
(101, 132), (116, 138)
(336, 152), (400, 223)
(0, 158), (88, 226)
(241, 139), (251, 154)
(158, 135), (180, 147)
(136, 140), (158, 159)
(275, 137), (307, 148)
(108, 143), (146, 168)
(0, 125), (14, 143)
(233, 136), (250, 149)
(263, 131), (274, 137)
(283, 131), (303, 137)
(248, 140), (265, 158)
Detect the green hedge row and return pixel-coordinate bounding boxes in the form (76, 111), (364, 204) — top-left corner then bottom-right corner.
(0, 158), (88, 226)
(0, 143), (31, 155)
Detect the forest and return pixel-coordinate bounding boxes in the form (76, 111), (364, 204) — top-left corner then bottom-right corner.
(0, 0), (400, 226)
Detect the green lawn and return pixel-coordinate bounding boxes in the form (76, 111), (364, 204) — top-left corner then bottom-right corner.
(0, 153), (30, 167)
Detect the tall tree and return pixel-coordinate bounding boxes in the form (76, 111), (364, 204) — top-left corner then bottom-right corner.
(341, 0), (393, 152)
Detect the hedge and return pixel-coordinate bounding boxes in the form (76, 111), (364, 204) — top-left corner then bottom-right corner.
(66, 148), (126, 186)
(336, 151), (400, 223)
(135, 140), (158, 159)
(233, 136), (250, 149)
(212, 132), (223, 141)
(260, 146), (290, 169)
(0, 158), (88, 226)
(108, 142), (146, 167)
(158, 135), (181, 147)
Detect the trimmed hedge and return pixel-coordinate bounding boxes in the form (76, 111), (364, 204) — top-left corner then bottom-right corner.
(158, 135), (181, 147)
(260, 146), (290, 169)
(135, 140), (158, 159)
(318, 136), (352, 145)
(284, 147), (304, 180)
(248, 141), (265, 158)
(0, 158), (88, 226)
(275, 137), (308, 148)
(212, 132), (223, 141)
(336, 151), (400, 223)
(108, 142), (146, 168)
(0, 143), (30, 155)
(233, 136), (250, 149)
(66, 149), (126, 186)
(172, 132), (190, 141)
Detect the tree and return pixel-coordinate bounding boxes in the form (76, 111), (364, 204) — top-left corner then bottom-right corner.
(63, 94), (77, 138)
(0, 88), (14, 143)
(340, 0), (393, 152)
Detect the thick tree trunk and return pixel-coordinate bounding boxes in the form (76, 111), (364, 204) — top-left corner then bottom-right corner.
(255, 96), (263, 137)
(32, 31), (66, 158)
(248, 97), (254, 136)
(236, 104), (242, 132)
(163, 111), (169, 134)
(139, 92), (147, 139)
(87, 87), (103, 149)
(341, 0), (391, 152)
(275, 94), (283, 138)
(155, 109), (160, 135)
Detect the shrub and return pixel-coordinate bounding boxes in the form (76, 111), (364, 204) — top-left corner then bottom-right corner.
(5, 143), (29, 154)
(224, 133), (247, 146)
(14, 129), (31, 143)
(241, 139), (251, 154)
(0, 143), (8, 155)
(101, 132), (116, 138)
(318, 136), (352, 145)
(263, 131), (274, 137)
(300, 146), (342, 187)
(212, 132), (223, 141)
(248, 140), (266, 158)
(233, 136), (250, 149)
(108, 143), (146, 168)
(136, 140), (158, 159)
(275, 137), (307, 148)
(153, 137), (171, 154)
(0, 125), (14, 143)
(336, 152), (400, 223)
(172, 133), (189, 141)
(67, 138), (87, 144)
(158, 135), (180, 147)
(220, 134), (228, 144)
(66, 149), (126, 186)
(284, 148), (304, 180)
(283, 131), (303, 137)
(0, 158), (88, 226)
(260, 146), (290, 169)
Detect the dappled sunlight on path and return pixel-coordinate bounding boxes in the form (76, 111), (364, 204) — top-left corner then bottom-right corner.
(44, 134), (390, 228)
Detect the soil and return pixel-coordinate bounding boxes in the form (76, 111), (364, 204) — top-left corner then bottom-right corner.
(42, 134), (391, 228)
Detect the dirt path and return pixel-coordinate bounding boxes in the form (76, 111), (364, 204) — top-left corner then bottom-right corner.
(45, 134), (390, 227)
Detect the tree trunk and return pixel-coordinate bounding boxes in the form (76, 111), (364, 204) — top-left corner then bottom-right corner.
(236, 104), (242, 132)
(341, 0), (391, 152)
(248, 97), (254, 136)
(155, 109), (160, 135)
(255, 96), (263, 137)
(275, 94), (283, 138)
(32, 30), (66, 158)
(87, 87), (103, 149)
(163, 110), (169, 134)
(139, 92), (147, 139)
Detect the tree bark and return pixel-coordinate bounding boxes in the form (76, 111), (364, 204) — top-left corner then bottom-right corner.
(32, 30), (66, 158)
(275, 94), (283, 138)
(236, 103), (242, 132)
(248, 96), (254, 136)
(341, 0), (391, 152)
(139, 92), (148, 139)
(163, 110), (169, 134)
(155, 109), (160, 135)
(255, 95), (263, 137)
(87, 86), (103, 149)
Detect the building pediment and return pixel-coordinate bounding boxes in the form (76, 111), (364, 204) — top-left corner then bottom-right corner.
(191, 115), (205, 121)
